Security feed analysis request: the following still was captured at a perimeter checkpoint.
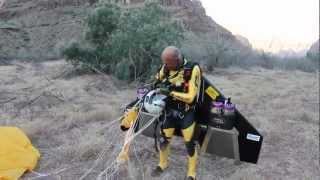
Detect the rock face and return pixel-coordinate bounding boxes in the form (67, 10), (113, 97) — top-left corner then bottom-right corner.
(0, 0), (95, 60)
(0, 0), (248, 60)
(235, 35), (252, 49)
(308, 40), (319, 56)
(163, 0), (229, 33)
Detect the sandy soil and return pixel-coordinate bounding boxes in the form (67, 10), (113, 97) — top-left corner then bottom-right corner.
(0, 60), (318, 180)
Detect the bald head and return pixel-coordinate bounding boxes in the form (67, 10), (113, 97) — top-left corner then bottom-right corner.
(161, 46), (183, 70)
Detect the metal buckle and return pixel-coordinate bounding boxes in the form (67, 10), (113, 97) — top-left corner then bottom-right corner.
(185, 104), (190, 111)
(178, 112), (185, 119)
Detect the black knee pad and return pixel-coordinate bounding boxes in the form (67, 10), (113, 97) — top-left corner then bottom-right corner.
(185, 141), (196, 157)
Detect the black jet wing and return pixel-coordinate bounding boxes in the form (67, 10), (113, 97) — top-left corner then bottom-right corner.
(138, 76), (263, 164)
(196, 76), (263, 164)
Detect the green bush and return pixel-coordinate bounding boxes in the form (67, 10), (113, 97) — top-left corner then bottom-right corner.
(306, 51), (320, 65)
(63, 1), (183, 81)
(279, 56), (318, 72)
(85, 4), (120, 46)
(115, 59), (132, 80)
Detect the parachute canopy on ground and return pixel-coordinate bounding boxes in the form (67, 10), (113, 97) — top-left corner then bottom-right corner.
(0, 127), (40, 180)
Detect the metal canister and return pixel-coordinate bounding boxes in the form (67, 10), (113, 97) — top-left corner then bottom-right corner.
(137, 87), (148, 100)
(224, 103), (235, 116)
(223, 103), (236, 130)
(211, 101), (224, 114)
(209, 101), (225, 129)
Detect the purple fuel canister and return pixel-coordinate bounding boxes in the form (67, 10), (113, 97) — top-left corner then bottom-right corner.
(211, 101), (224, 114)
(224, 103), (235, 115)
(209, 100), (236, 130)
(137, 87), (148, 100)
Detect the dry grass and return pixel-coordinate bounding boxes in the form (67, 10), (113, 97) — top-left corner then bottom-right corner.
(0, 60), (318, 180)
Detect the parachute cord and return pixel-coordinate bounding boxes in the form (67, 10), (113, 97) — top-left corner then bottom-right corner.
(28, 167), (73, 179)
(132, 140), (145, 180)
(98, 110), (160, 180)
(27, 116), (121, 180)
(123, 113), (160, 146)
(78, 116), (123, 180)
(97, 160), (118, 180)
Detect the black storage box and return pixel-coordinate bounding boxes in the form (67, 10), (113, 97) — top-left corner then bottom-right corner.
(208, 113), (235, 130)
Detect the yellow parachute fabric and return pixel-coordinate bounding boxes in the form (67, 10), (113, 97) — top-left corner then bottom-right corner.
(0, 127), (40, 180)
(120, 107), (138, 130)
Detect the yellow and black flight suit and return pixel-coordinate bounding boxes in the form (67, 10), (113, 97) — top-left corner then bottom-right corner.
(155, 59), (201, 179)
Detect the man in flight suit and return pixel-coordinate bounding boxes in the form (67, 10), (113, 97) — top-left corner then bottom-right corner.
(152, 46), (201, 180)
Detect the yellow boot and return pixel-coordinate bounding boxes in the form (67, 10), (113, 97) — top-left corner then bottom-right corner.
(159, 143), (170, 170)
(158, 128), (174, 169)
(151, 142), (170, 177)
(182, 123), (198, 179)
(152, 128), (174, 177)
(187, 149), (198, 179)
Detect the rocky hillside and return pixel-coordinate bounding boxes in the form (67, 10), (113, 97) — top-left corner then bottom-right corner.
(235, 34), (252, 49)
(308, 39), (319, 56)
(0, 0), (249, 60)
(0, 0), (95, 60)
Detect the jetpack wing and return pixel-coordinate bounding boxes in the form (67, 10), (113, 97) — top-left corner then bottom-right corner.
(195, 76), (263, 164)
(137, 76), (263, 164)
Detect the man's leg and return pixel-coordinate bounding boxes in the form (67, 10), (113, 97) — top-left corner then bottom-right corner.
(158, 128), (175, 170)
(181, 122), (198, 179)
(152, 127), (175, 177)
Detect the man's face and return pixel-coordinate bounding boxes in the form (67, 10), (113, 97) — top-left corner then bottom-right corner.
(161, 53), (179, 71)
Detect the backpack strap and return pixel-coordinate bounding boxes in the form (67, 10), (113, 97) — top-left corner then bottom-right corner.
(183, 61), (201, 82)
(181, 61), (203, 109)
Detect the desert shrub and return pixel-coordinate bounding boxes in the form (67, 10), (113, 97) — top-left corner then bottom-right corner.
(63, 1), (183, 81)
(16, 48), (34, 60)
(182, 32), (319, 73)
(306, 51), (320, 65)
(259, 51), (275, 69)
(279, 56), (318, 72)
(62, 42), (96, 71)
(85, 4), (121, 46)
(115, 59), (131, 80)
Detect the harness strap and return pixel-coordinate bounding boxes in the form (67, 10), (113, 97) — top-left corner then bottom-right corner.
(153, 119), (159, 152)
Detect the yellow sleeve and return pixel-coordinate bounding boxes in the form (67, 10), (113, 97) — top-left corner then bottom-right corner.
(170, 65), (201, 104)
(156, 65), (165, 81)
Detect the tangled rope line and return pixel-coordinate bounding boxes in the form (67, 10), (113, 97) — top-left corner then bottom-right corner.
(78, 116), (123, 180)
(125, 111), (160, 146)
(27, 117), (121, 180)
(97, 106), (160, 180)
(76, 102), (160, 180)
(26, 100), (160, 180)
(132, 140), (145, 180)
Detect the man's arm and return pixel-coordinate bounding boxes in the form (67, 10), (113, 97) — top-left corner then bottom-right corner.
(152, 65), (165, 89)
(170, 66), (201, 104)
(155, 65), (165, 81)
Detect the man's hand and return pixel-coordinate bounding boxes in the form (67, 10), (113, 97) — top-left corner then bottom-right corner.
(151, 80), (160, 89)
(156, 87), (171, 95)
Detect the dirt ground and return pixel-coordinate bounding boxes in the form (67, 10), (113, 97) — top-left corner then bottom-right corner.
(0, 60), (319, 180)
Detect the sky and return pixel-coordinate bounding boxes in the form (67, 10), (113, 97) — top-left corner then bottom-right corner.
(200, 0), (319, 52)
